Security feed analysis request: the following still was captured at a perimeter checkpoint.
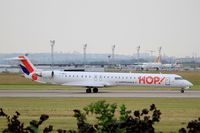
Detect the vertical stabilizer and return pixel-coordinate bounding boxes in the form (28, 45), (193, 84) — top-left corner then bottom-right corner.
(154, 56), (161, 63)
(17, 56), (38, 80)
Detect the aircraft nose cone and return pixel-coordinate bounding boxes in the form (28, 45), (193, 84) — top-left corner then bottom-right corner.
(189, 82), (193, 87)
(186, 81), (193, 88)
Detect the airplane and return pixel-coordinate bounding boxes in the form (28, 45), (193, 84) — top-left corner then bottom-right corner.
(11, 55), (193, 93)
(162, 60), (182, 70)
(140, 56), (162, 71)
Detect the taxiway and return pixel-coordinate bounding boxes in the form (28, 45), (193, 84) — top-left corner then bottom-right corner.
(0, 90), (200, 98)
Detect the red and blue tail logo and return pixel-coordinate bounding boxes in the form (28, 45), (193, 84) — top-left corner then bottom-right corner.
(18, 56), (38, 80)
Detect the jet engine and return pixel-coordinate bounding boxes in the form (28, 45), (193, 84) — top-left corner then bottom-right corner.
(36, 71), (54, 78)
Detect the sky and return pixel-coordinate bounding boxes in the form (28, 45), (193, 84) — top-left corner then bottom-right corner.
(0, 0), (200, 57)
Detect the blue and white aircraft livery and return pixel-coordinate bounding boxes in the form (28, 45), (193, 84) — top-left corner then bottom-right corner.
(13, 56), (192, 93)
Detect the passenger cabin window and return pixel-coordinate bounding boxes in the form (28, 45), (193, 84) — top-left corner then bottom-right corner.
(175, 77), (183, 80)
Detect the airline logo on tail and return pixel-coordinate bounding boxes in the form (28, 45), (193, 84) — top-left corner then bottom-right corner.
(18, 56), (38, 80)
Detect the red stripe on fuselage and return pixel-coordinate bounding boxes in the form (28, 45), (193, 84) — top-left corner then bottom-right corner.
(19, 56), (34, 73)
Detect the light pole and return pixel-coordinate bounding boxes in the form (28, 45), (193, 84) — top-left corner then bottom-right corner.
(50, 40), (55, 70)
(112, 45), (116, 64)
(137, 45), (140, 62)
(83, 43), (87, 65)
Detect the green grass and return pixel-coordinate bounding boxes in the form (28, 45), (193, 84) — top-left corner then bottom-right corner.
(0, 98), (200, 132)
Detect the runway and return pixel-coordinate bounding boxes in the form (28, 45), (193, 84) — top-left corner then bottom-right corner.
(0, 90), (200, 98)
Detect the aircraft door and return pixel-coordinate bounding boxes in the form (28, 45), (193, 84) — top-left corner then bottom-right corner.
(133, 77), (136, 84)
(94, 75), (98, 81)
(99, 75), (102, 81)
(94, 75), (102, 81)
(165, 77), (170, 86)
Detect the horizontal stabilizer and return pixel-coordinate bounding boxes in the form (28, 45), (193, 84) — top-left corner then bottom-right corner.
(5, 56), (27, 61)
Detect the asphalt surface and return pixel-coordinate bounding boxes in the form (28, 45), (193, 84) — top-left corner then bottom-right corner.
(0, 90), (200, 98)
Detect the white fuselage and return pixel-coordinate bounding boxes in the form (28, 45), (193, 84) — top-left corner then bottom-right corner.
(34, 71), (192, 89)
(141, 63), (162, 70)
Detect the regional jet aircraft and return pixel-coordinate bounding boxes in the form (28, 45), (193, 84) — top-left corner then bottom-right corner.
(140, 56), (162, 71)
(12, 56), (192, 93)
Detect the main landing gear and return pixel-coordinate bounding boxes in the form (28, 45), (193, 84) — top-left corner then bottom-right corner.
(86, 87), (98, 93)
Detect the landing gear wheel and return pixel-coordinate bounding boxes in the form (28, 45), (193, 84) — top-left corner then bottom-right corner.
(181, 88), (184, 93)
(93, 88), (98, 93)
(86, 88), (92, 93)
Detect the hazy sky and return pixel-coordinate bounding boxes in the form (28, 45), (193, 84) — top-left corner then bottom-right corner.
(0, 0), (200, 57)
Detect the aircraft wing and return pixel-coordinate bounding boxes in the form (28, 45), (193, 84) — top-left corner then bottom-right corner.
(62, 81), (111, 87)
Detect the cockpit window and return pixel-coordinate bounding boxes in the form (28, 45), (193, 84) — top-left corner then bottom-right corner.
(175, 77), (183, 80)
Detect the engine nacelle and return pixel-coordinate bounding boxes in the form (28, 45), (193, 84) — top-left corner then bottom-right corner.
(36, 71), (54, 78)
